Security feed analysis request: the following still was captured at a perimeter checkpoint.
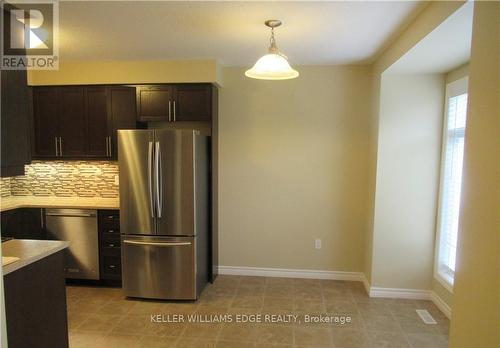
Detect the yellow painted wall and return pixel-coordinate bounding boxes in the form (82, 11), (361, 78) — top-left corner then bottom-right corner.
(449, 2), (500, 346)
(372, 73), (444, 289)
(27, 59), (221, 86)
(366, 0), (465, 287)
(218, 66), (372, 272)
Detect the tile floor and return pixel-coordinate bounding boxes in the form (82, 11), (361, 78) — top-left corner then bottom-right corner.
(67, 276), (449, 348)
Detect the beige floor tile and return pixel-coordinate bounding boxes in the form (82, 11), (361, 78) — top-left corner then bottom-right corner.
(293, 279), (321, 288)
(324, 300), (358, 315)
(76, 314), (121, 333)
(112, 314), (166, 336)
(330, 328), (368, 348)
(67, 311), (90, 331)
(218, 323), (259, 342)
(262, 297), (295, 311)
(97, 298), (137, 316)
(69, 330), (106, 348)
(396, 316), (439, 335)
(240, 276), (267, 287)
(127, 300), (163, 316)
(265, 277), (295, 286)
(361, 314), (403, 333)
(216, 340), (257, 348)
(72, 298), (111, 314)
(182, 322), (222, 339)
(294, 299), (326, 312)
(255, 324), (294, 345)
(294, 326), (332, 347)
(232, 296), (264, 309)
(365, 331), (411, 348)
(199, 295), (235, 308)
(139, 335), (179, 347)
(355, 302), (391, 316)
(293, 287), (323, 301)
(406, 333), (448, 348)
(238, 285), (266, 296)
(176, 337), (217, 348)
(264, 286), (295, 299)
(99, 333), (143, 348)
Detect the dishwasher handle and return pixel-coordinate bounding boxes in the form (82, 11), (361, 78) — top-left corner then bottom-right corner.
(45, 210), (97, 218)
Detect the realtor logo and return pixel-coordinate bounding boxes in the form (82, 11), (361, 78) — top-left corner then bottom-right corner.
(1, 0), (59, 70)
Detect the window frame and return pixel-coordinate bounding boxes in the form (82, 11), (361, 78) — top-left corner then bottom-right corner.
(434, 76), (469, 292)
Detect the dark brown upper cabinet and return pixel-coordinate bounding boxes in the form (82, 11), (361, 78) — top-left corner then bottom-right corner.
(32, 86), (136, 160)
(59, 87), (87, 158)
(1, 69), (32, 177)
(136, 84), (212, 123)
(86, 87), (109, 158)
(136, 85), (174, 121)
(174, 85), (212, 122)
(108, 87), (137, 158)
(33, 88), (59, 158)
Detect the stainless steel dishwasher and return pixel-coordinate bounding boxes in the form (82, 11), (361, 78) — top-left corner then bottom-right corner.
(45, 208), (99, 280)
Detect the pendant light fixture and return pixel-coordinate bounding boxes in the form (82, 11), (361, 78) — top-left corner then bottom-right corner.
(245, 20), (299, 80)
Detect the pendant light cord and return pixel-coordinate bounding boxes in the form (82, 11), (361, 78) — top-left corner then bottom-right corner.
(269, 28), (278, 53)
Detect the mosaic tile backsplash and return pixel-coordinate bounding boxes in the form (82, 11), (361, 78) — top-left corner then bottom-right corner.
(6, 161), (119, 198)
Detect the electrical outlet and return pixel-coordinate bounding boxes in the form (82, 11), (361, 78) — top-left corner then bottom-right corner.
(315, 239), (322, 249)
(114, 175), (119, 185)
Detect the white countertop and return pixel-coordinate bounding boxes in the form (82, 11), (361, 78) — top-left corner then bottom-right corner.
(0, 196), (119, 212)
(2, 239), (69, 275)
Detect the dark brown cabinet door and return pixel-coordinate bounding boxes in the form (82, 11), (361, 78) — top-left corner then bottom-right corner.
(136, 85), (173, 121)
(86, 87), (110, 158)
(1, 69), (31, 176)
(32, 87), (59, 158)
(108, 86), (137, 159)
(174, 85), (212, 122)
(59, 87), (87, 158)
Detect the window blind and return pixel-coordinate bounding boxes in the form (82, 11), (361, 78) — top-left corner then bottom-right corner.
(436, 76), (468, 287)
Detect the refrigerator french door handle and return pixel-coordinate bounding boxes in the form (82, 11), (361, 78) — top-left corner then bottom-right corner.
(123, 240), (191, 247)
(148, 141), (155, 218)
(155, 141), (162, 218)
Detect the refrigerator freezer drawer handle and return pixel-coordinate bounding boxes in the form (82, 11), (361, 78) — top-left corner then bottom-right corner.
(123, 240), (191, 247)
(148, 141), (155, 218)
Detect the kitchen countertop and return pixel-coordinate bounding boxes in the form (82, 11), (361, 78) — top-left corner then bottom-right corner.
(0, 196), (119, 212)
(2, 239), (69, 275)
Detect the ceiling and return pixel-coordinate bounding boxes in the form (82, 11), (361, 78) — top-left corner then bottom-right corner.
(58, 1), (425, 66)
(386, 1), (473, 74)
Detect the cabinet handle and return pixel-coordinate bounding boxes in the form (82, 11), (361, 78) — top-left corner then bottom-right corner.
(54, 137), (58, 156)
(105, 137), (109, 156)
(108, 229), (115, 233)
(108, 265), (116, 269)
(108, 243), (115, 247)
(59, 137), (63, 156)
(173, 101), (176, 122)
(108, 137), (112, 157)
(168, 100), (172, 122)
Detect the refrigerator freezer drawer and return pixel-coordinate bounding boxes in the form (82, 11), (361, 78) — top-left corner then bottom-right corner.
(121, 235), (196, 300)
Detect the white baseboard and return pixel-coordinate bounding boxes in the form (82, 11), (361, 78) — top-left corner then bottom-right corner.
(430, 291), (452, 319)
(369, 286), (432, 300)
(218, 266), (365, 282)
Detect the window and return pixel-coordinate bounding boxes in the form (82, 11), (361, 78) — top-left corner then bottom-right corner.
(435, 76), (468, 290)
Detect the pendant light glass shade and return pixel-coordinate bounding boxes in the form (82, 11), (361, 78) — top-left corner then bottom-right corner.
(245, 20), (299, 80)
(245, 53), (299, 80)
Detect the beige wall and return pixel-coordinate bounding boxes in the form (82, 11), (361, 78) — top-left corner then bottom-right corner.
(371, 73), (444, 289)
(218, 66), (371, 272)
(449, 2), (500, 347)
(27, 59), (221, 85)
(445, 63), (469, 84)
(365, 1), (465, 285)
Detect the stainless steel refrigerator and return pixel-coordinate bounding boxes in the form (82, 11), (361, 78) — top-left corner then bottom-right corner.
(118, 129), (209, 300)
